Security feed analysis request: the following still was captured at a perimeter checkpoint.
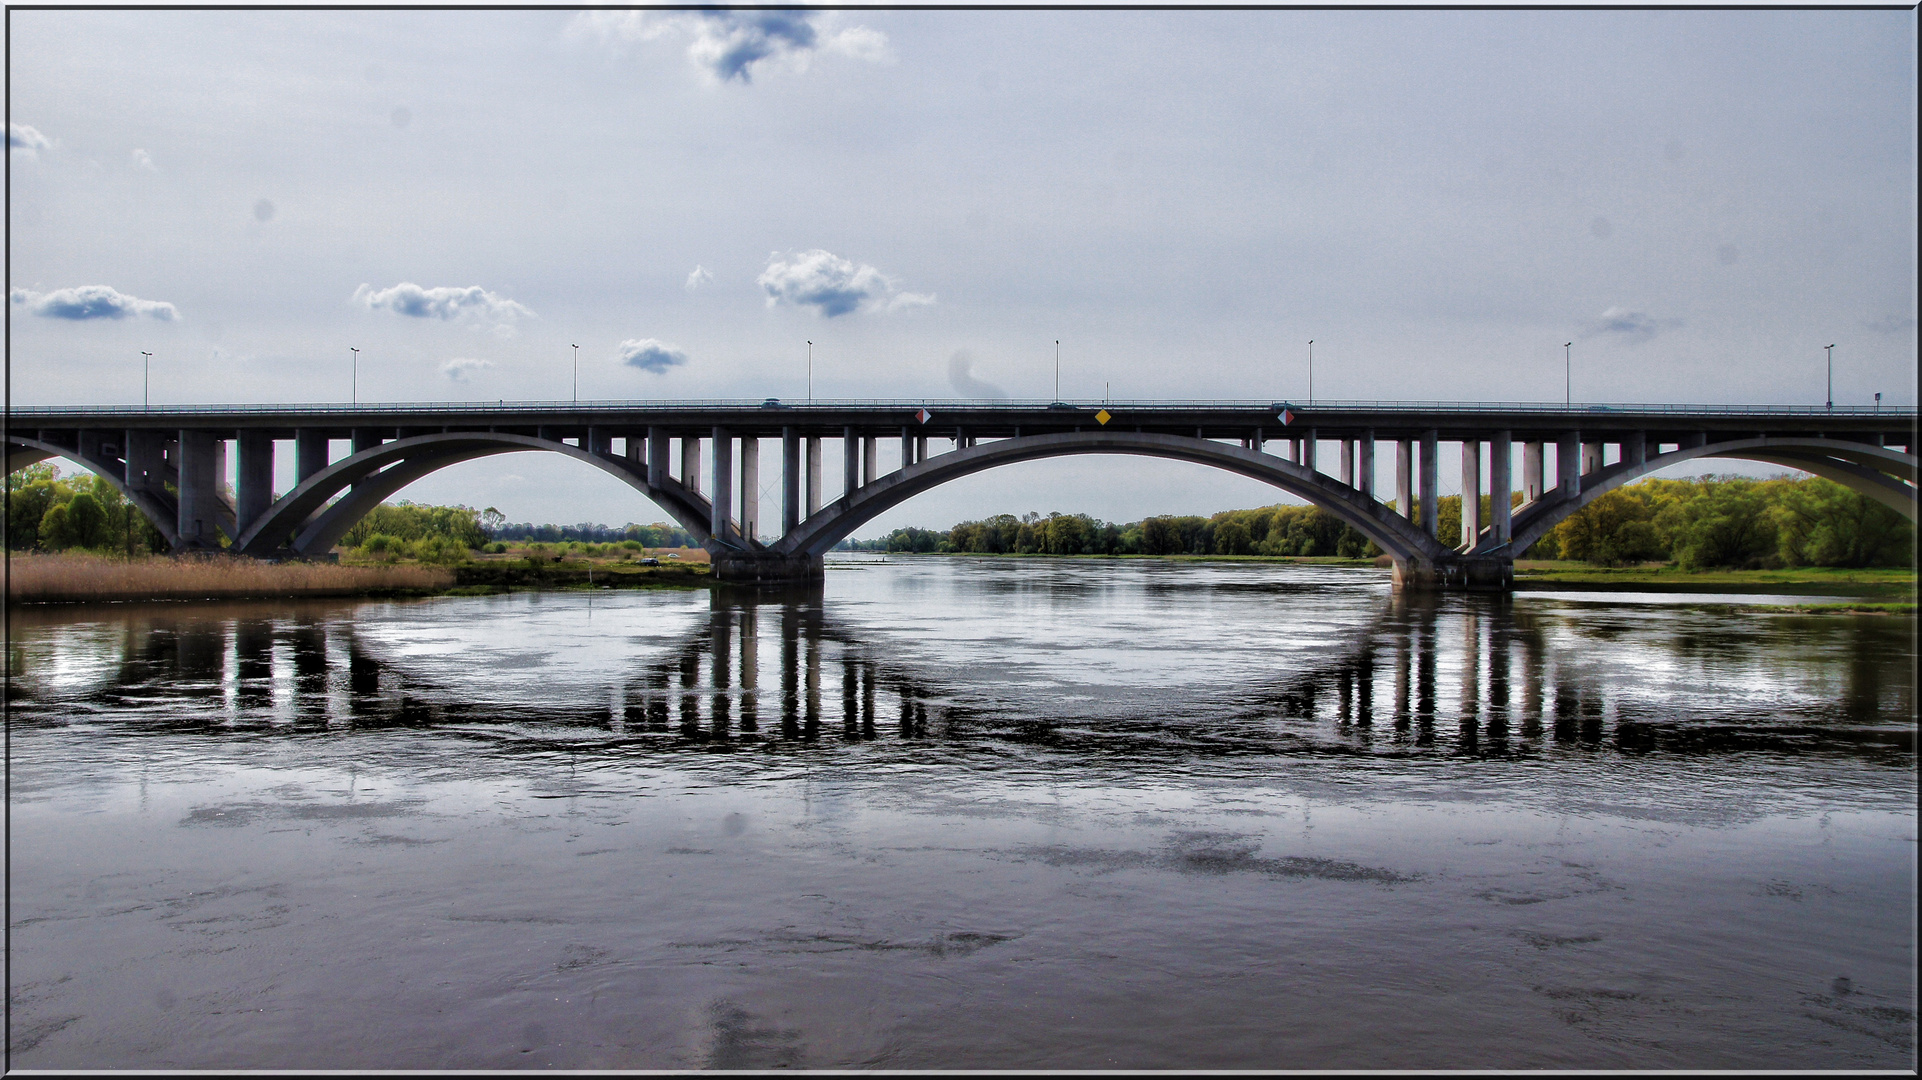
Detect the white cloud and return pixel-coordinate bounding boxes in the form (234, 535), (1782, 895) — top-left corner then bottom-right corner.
(685, 265), (714, 291)
(571, 10), (889, 83)
(440, 357), (493, 382)
(947, 351), (1009, 399)
(131, 148), (156, 172)
(9, 123), (50, 156)
(758, 249), (933, 318)
(1585, 306), (1675, 344)
(353, 282), (534, 335)
(617, 338), (689, 374)
(10, 285), (179, 321)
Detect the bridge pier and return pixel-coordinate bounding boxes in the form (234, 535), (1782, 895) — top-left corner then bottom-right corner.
(708, 548), (825, 585)
(1393, 555), (1514, 593)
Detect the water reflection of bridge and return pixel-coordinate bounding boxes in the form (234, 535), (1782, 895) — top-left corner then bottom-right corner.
(9, 590), (1910, 759)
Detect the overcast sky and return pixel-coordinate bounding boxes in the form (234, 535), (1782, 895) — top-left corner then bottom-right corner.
(9, 8), (1916, 533)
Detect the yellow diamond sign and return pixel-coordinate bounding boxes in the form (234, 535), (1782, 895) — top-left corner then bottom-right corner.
(1095, 409), (1112, 426)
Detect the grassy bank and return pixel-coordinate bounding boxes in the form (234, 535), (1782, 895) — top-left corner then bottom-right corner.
(1513, 560), (1917, 601)
(6, 552), (455, 604)
(844, 550), (1382, 567)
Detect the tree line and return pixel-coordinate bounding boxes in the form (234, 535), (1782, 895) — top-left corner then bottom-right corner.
(8, 462), (1910, 570)
(842, 474), (1914, 569)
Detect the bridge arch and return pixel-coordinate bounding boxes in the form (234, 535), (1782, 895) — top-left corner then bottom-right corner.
(4, 434), (183, 547)
(1501, 436), (1917, 557)
(776, 430), (1451, 564)
(235, 432), (716, 557)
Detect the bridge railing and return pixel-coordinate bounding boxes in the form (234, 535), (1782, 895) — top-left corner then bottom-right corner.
(7, 399), (1916, 418)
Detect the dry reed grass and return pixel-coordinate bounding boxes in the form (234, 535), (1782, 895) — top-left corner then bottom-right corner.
(6, 552), (454, 604)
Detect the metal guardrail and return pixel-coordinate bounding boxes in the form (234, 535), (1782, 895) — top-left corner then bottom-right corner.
(7, 399), (1916, 417)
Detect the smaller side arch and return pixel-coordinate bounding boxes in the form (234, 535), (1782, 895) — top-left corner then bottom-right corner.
(1505, 436), (1918, 556)
(5, 435), (181, 547)
(234, 431), (718, 557)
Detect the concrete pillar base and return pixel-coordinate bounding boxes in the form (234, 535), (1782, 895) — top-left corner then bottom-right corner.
(1392, 555), (1514, 592)
(707, 548), (825, 585)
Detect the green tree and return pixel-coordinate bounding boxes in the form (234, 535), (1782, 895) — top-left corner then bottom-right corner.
(1770, 477), (1914, 568)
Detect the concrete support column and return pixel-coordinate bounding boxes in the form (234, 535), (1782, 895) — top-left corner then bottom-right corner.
(125, 429), (168, 492)
(710, 428), (732, 541)
(176, 429), (220, 547)
(1419, 430), (1439, 537)
(806, 437), (822, 516)
(648, 427), (669, 490)
(863, 437), (877, 485)
(1522, 442), (1544, 502)
(1252, 428), (1264, 454)
(1282, 439), (1297, 464)
(843, 427), (859, 497)
(1627, 430), (1647, 469)
(681, 435), (702, 496)
(1460, 440), (1482, 551)
(294, 430), (328, 485)
(1340, 439), (1355, 486)
(1357, 431), (1376, 498)
(1557, 432), (1582, 498)
(236, 431), (274, 535)
(900, 427), (915, 468)
(740, 438), (759, 542)
(1396, 440), (1415, 518)
(625, 432), (643, 468)
(586, 426), (611, 456)
(1581, 441), (1604, 476)
(1303, 429), (1319, 473)
(351, 428), (380, 489)
(1491, 431), (1513, 546)
(916, 435), (928, 463)
(782, 428), (800, 533)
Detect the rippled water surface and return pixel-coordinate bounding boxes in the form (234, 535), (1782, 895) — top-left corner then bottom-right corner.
(8, 557), (1916, 1069)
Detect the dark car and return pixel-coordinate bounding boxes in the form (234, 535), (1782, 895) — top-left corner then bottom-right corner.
(761, 398), (787, 409)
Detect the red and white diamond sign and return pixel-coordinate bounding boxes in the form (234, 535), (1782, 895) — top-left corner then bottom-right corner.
(1278, 408), (1296, 426)
(916, 408), (932, 424)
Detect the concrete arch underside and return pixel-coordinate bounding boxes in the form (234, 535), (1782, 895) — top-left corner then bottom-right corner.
(235, 433), (716, 557)
(5, 435), (185, 547)
(776, 431), (1450, 565)
(1500, 436), (1918, 557)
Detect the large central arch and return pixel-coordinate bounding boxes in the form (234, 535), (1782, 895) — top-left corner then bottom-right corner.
(775, 431), (1450, 564)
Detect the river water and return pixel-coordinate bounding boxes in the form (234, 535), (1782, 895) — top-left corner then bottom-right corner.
(7, 557), (1915, 1069)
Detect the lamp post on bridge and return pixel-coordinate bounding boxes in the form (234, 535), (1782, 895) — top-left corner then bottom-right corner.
(1564, 342), (1572, 408)
(350, 347), (359, 405)
(1055, 340), (1061, 403)
(572, 344), (580, 404)
(807, 341), (813, 402)
(1826, 344), (1835, 412)
(141, 351), (152, 411)
(1308, 340), (1314, 405)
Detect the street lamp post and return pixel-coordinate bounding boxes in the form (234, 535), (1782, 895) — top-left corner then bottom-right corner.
(1825, 344), (1835, 411)
(807, 341), (813, 402)
(141, 351), (152, 411)
(350, 347), (360, 404)
(1055, 340), (1061, 403)
(1308, 340), (1314, 405)
(572, 344), (580, 404)
(1564, 342), (1572, 408)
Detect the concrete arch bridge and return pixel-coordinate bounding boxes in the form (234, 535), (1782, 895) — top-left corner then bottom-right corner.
(8, 400), (1914, 590)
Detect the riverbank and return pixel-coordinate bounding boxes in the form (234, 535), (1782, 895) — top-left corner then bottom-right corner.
(6, 553), (456, 605)
(1512, 560), (1917, 602)
(6, 552), (714, 605)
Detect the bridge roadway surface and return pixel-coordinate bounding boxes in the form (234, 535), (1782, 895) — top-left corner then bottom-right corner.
(7, 399), (1916, 590)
